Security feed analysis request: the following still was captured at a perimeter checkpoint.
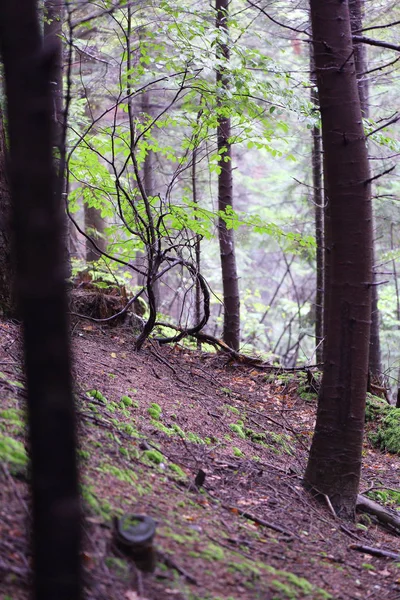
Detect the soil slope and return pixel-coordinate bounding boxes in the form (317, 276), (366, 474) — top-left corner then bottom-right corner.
(1, 320), (400, 600)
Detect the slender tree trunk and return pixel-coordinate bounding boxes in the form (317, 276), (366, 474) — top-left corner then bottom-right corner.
(141, 90), (160, 307)
(304, 0), (373, 519)
(0, 1), (82, 597)
(0, 105), (14, 316)
(349, 0), (382, 378)
(84, 204), (106, 262)
(216, 0), (240, 351)
(44, 0), (71, 274)
(310, 47), (324, 363)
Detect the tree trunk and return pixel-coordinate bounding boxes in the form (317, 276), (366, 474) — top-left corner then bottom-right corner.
(216, 0), (240, 351)
(141, 90), (160, 307)
(349, 0), (382, 378)
(0, 106), (14, 316)
(310, 47), (324, 364)
(44, 0), (71, 273)
(304, 0), (373, 519)
(0, 2), (82, 597)
(84, 204), (106, 262)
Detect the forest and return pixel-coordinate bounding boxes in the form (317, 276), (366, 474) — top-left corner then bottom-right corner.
(0, 0), (400, 599)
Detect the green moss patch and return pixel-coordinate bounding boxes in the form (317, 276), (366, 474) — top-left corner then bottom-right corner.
(0, 433), (28, 474)
(366, 397), (400, 454)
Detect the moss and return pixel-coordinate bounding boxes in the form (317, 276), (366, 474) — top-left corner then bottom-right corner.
(225, 404), (240, 414)
(148, 403), (162, 420)
(151, 420), (175, 435)
(172, 424), (186, 437)
(119, 396), (132, 408)
(365, 395), (387, 422)
(187, 431), (205, 444)
(233, 447), (244, 457)
(0, 372), (24, 389)
(0, 434), (28, 474)
(0, 408), (24, 435)
(78, 449), (90, 460)
(169, 463), (186, 478)
(368, 404), (400, 454)
(105, 556), (130, 578)
(86, 389), (107, 404)
(229, 423), (246, 439)
(366, 488), (400, 507)
(119, 423), (139, 437)
(101, 463), (138, 484)
(120, 395), (139, 408)
(143, 449), (164, 464)
(245, 428), (266, 443)
(299, 392), (317, 403)
(81, 484), (111, 518)
(201, 543), (225, 561)
(220, 387), (233, 396)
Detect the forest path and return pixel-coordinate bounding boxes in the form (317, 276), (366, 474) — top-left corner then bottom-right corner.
(0, 319), (399, 600)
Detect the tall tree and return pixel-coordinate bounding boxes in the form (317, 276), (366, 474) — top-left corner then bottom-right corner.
(0, 105), (13, 316)
(310, 46), (324, 364)
(304, 0), (373, 518)
(216, 0), (240, 351)
(349, 0), (382, 378)
(0, 1), (82, 597)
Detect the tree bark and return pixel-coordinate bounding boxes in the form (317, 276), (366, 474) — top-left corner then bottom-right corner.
(84, 204), (106, 262)
(349, 0), (382, 378)
(44, 0), (71, 274)
(0, 105), (14, 316)
(216, 0), (240, 351)
(310, 47), (324, 364)
(304, 0), (373, 519)
(0, 2), (82, 597)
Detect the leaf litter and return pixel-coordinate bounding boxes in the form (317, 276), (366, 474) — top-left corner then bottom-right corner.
(0, 320), (400, 599)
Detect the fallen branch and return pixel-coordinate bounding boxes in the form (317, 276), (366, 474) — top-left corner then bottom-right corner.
(350, 544), (400, 560)
(223, 504), (294, 538)
(356, 494), (400, 532)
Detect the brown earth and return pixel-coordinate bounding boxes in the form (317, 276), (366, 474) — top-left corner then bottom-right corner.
(1, 319), (400, 600)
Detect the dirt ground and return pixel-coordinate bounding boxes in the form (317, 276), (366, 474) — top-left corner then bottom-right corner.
(1, 319), (400, 600)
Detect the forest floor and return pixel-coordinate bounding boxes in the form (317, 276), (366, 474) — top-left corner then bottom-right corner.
(1, 319), (400, 600)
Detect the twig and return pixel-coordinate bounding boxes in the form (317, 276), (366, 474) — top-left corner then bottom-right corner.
(160, 552), (197, 584)
(223, 503), (295, 538)
(323, 494), (337, 519)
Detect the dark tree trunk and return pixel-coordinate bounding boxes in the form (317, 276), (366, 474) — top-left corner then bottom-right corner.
(349, 0), (382, 378)
(44, 0), (72, 273)
(84, 204), (106, 262)
(193, 147), (202, 330)
(0, 106), (14, 317)
(44, 0), (63, 153)
(304, 0), (373, 519)
(0, 2), (82, 598)
(310, 47), (324, 364)
(216, 0), (240, 351)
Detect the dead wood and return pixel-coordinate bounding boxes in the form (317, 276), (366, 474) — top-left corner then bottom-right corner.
(349, 543), (400, 560)
(356, 494), (400, 532)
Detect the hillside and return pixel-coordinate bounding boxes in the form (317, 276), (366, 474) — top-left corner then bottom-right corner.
(1, 319), (400, 600)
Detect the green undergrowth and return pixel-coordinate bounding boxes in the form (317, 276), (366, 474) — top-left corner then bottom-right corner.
(229, 420), (294, 454)
(365, 395), (400, 454)
(366, 487), (400, 510)
(0, 433), (28, 475)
